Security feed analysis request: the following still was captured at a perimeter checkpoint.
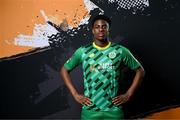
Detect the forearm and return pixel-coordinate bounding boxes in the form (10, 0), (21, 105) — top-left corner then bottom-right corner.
(60, 66), (78, 97)
(60, 66), (92, 105)
(126, 67), (145, 97)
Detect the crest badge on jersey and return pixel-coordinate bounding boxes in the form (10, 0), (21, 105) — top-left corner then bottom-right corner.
(89, 53), (95, 58)
(108, 51), (116, 59)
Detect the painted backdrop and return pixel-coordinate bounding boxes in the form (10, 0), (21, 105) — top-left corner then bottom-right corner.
(0, 0), (180, 119)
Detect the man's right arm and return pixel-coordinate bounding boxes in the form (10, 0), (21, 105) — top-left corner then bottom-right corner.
(60, 66), (91, 106)
(60, 66), (78, 97)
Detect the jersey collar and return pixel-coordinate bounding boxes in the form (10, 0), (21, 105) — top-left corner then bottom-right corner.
(93, 42), (111, 50)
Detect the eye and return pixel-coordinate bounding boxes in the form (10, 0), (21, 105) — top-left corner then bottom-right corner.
(95, 26), (99, 29)
(102, 25), (107, 29)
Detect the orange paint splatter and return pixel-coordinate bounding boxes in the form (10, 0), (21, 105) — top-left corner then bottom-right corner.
(0, 0), (89, 58)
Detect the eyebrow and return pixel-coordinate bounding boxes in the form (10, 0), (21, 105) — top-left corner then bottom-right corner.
(94, 24), (107, 26)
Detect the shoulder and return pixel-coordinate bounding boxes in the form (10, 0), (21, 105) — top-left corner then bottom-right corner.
(75, 43), (92, 53)
(111, 42), (130, 52)
(80, 43), (93, 51)
(82, 43), (93, 49)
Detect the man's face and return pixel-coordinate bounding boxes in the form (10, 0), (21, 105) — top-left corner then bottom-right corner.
(92, 19), (109, 41)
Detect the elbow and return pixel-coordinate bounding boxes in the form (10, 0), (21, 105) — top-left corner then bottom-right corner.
(140, 66), (145, 78)
(136, 66), (145, 78)
(60, 66), (65, 76)
(60, 66), (69, 76)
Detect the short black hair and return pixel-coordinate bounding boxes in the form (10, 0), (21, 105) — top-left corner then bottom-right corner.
(91, 15), (111, 27)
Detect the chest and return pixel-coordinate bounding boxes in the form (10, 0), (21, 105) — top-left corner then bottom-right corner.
(82, 49), (122, 72)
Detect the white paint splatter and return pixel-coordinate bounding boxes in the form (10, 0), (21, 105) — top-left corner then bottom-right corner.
(40, 10), (49, 22)
(13, 0), (150, 48)
(13, 1), (104, 48)
(77, 0), (104, 27)
(14, 10), (59, 48)
(83, 0), (104, 13)
(79, 15), (90, 26)
(14, 23), (58, 48)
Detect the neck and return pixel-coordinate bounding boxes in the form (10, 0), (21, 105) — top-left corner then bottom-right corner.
(94, 39), (109, 47)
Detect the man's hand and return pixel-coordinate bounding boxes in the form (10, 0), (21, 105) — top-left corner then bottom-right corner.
(74, 94), (92, 106)
(112, 93), (131, 106)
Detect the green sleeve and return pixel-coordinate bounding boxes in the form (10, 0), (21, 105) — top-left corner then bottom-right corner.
(64, 47), (83, 71)
(121, 46), (142, 70)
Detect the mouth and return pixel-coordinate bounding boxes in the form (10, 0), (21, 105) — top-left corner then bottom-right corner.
(98, 33), (105, 37)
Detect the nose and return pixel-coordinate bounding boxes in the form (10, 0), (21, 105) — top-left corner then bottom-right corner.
(99, 27), (104, 32)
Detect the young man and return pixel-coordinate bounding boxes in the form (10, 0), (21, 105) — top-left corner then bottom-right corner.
(60, 15), (145, 120)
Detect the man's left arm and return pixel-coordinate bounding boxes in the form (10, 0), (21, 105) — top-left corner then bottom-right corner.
(112, 66), (145, 105)
(113, 47), (145, 105)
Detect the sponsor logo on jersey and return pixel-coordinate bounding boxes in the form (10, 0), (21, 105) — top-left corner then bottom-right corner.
(90, 62), (115, 72)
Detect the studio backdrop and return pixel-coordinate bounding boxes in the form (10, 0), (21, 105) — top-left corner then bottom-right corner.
(0, 0), (180, 119)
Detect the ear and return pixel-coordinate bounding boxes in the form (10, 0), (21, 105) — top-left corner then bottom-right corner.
(108, 27), (110, 35)
(107, 24), (110, 31)
(92, 28), (95, 34)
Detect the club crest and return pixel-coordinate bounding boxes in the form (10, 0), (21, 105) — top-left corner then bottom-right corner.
(108, 51), (116, 59)
(89, 53), (95, 58)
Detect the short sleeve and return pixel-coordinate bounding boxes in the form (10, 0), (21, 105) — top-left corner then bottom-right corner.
(121, 47), (142, 70)
(64, 47), (83, 71)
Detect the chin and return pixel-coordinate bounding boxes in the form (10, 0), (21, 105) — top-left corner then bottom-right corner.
(97, 38), (107, 41)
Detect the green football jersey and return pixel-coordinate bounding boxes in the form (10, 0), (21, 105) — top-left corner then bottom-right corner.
(64, 42), (141, 111)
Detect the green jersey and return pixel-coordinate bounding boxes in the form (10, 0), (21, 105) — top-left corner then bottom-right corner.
(64, 42), (141, 111)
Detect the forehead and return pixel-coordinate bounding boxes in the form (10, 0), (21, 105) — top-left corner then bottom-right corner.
(93, 19), (109, 26)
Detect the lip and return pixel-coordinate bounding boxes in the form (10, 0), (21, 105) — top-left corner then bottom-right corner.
(98, 33), (105, 37)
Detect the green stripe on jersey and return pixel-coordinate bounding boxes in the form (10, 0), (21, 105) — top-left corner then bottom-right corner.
(64, 42), (141, 111)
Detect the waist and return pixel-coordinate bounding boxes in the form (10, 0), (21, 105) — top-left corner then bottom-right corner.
(82, 103), (122, 111)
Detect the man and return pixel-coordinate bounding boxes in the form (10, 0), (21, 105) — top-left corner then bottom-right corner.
(60, 15), (145, 120)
